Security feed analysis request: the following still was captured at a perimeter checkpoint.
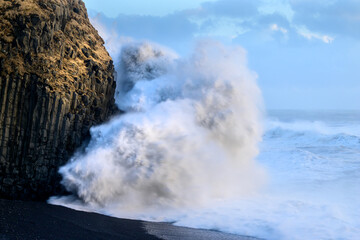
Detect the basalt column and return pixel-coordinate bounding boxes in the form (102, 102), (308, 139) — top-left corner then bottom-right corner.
(0, 0), (117, 200)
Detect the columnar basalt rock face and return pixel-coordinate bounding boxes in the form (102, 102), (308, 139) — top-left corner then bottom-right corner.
(0, 0), (117, 200)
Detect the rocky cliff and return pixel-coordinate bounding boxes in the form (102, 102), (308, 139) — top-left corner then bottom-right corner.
(0, 0), (117, 200)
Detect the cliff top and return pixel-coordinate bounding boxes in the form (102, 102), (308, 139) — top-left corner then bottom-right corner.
(0, 0), (113, 97)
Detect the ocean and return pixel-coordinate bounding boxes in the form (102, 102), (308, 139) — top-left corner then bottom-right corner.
(169, 110), (360, 240)
(49, 41), (360, 240)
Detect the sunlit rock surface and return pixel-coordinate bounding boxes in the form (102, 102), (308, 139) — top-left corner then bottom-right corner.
(0, 0), (117, 200)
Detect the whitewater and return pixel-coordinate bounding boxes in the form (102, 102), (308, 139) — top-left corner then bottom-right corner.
(166, 110), (360, 240)
(49, 39), (360, 240)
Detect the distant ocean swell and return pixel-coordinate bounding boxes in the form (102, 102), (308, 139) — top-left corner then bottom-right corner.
(265, 119), (360, 147)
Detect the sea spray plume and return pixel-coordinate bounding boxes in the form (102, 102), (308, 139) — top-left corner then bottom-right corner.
(115, 42), (179, 111)
(51, 41), (265, 213)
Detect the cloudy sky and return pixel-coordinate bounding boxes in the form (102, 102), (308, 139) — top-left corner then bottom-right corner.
(83, 0), (360, 110)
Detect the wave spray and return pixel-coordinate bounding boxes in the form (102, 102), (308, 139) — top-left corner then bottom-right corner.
(50, 41), (265, 216)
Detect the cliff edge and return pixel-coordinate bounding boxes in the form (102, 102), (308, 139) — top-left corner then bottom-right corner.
(0, 0), (117, 200)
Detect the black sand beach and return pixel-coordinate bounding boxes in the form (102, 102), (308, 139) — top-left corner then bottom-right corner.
(0, 199), (257, 240)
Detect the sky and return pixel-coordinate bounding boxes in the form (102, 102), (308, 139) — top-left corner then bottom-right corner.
(83, 0), (360, 110)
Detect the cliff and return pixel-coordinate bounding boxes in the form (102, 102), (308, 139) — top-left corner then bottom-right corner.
(0, 0), (117, 200)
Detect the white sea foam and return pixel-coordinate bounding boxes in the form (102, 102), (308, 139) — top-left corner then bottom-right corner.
(50, 41), (265, 213)
(158, 117), (360, 240)
(49, 35), (360, 240)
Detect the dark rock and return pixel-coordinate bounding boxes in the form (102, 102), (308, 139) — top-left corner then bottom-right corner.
(3, 178), (14, 186)
(81, 47), (89, 58)
(0, 0), (117, 200)
(30, 14), (40, 25)
(82, 95), (89, 106)
(73, 7), (80, 14)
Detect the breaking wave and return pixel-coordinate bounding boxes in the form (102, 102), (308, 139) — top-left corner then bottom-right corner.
(48, 40), (360, 240)
(49, 41), (265, 214)
(265, 119), (360, 148)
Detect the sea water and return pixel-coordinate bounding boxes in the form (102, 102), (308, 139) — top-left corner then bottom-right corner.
(169, 110), (360, 240)
(49, 40), (360, 240)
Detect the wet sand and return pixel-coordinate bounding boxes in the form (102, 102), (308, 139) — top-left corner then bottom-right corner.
(0, 199), (257, 240)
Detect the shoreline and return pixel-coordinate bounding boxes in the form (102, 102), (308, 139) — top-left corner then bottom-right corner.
(0, 199), (257, 240)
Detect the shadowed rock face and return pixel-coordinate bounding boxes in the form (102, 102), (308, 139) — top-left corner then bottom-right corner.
(0, 0), (117, 200)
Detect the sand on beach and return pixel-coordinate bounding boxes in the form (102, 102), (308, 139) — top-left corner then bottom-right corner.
(0, 199), (257, 240)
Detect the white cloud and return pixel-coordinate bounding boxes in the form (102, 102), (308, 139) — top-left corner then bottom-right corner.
(297, 26), (334, 43)
(84, 0), (360, 112)
(270, 23), (288, 34)
(259, 0), (294, 21)
(199, 0), (260, 18)
(192, 17), (249, 40)
(290, 0), (360, 39)
(87, 0), (356, 49)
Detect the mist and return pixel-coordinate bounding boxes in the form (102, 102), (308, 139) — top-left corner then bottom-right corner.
(49, 40), (265, 213)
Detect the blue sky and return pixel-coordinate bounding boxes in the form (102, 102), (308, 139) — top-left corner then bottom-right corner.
(83, 0), (360, 110)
